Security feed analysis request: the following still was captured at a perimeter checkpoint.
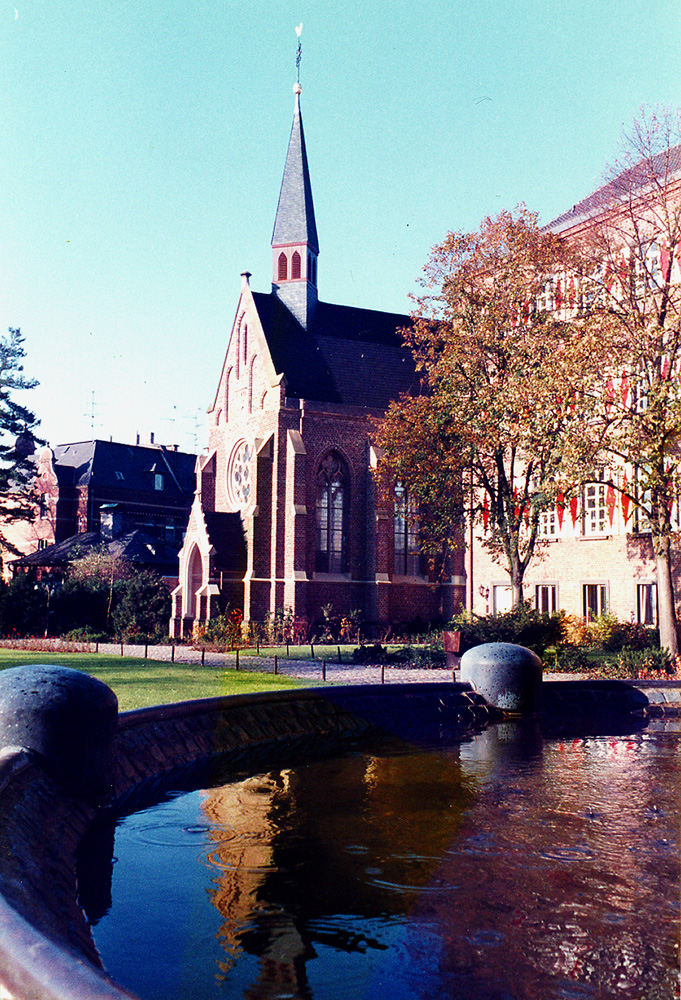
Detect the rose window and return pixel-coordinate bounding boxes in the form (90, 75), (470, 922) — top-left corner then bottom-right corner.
(227, 439), (254, 509)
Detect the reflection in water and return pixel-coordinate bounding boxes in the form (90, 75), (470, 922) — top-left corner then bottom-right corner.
(91, 722), (680, 1000)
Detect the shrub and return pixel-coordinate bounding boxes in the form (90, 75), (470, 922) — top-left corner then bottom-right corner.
(111, 571), (171, 641)
(395, 643), (446, 668)
(449, 603), (565, 657)
(352, 643), (387, 663)
(601, 620), (658, 652)
(0, 575), (46, 636)
(561, 614), (593, 648)
(562, 613), (658, 653)
(616, 646), (676, 677)
(553, 643), (590, 673)
(64, 626), (109, 643)
(196, 609), (243, 648)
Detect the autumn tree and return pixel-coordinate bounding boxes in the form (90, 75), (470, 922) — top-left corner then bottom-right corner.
(581, 107), (681, 655)
(0, 328), (41, 557)
(376, 207), (599, 606)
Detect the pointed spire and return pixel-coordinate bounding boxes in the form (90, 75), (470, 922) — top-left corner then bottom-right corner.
(271, 83), (319, 328)
(272, 85), (319, 254)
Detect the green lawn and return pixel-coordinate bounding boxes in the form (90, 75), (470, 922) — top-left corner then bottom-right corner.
(233, 643), (361, 661)
(0, 650), (308, 712)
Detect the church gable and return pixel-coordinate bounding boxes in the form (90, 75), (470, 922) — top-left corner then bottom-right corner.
(209, 278), (283, 431)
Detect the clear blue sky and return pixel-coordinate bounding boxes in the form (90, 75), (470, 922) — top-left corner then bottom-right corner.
(2, 0), (680, 453)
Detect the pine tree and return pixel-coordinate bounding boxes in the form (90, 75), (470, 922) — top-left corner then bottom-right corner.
(0, 327), (42, 554)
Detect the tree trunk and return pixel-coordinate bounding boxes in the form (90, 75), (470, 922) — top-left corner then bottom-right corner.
(655, 537), (678, 657)
(509, 555), (524, 608)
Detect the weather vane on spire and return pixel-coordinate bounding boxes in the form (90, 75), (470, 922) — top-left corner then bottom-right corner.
(295, 23), (303, 84)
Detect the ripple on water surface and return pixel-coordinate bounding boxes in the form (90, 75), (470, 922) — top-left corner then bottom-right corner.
(91, 725), (681, 1000)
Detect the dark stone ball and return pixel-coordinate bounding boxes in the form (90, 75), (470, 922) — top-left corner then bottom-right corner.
(460, 642), (543, 713)
(0, 665), (118, 798)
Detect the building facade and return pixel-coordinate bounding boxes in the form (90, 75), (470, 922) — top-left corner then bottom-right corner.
(468, 144), (681, 626)
(4, 438), (196, 582)
(170, 86), (465, 638)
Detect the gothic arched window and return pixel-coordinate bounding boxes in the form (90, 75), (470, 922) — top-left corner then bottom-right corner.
(394, 482), (421, 576)
(316, 451), (347, 573)
(278, 252), (288, 282)
(291, 250), (301, 279)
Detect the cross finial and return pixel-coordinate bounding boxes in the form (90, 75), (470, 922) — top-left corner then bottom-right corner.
(295, 23), (302, 83)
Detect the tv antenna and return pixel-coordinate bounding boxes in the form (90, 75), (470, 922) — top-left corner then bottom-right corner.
(84, 390), (102, 441)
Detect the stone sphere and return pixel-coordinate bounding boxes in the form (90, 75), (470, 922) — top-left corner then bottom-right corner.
(460, 642), (542, 713)
(0, 665), (118, 798)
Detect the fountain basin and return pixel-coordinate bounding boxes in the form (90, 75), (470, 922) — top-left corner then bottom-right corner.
(0, 665), (677, 999)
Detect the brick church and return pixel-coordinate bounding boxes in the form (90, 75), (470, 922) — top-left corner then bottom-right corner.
(170, 84), (465, 638)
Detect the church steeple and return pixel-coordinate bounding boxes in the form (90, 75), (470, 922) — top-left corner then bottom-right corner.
(271, 83), (319, 328)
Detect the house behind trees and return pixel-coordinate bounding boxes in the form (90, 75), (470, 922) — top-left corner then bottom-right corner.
(469, 139), (681, 628)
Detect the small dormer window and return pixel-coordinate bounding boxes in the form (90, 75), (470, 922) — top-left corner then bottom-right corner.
(278, 252), (288, 282)
(154, 473), (164, 491)
(291, 251), (301, 279)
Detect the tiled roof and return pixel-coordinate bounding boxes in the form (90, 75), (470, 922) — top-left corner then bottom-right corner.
(547, 143), (681, 233)
(253, 293), (417, 409)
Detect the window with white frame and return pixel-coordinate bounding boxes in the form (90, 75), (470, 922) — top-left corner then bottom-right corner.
(582, 482), (607, 536)
(539, 509), (558, 537)
(636, 583), (657, 626)
(633, 465), (652, 533)
(535, 584), (557, 614)
(492, 584), (513, 614)
(583, 583), (608, 621)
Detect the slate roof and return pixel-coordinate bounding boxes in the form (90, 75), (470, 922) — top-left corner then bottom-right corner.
(52, 440), (195, 496)
(272, 94), (319, 253)
(547, 143), (681, 233)
(252, 292), (417, 409)
(14, 530), (178, 571)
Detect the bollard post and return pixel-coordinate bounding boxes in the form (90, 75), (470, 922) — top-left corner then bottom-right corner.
(171, 642), (175, 663)
(120, 642), (124, 657)
(286, 642), (290, 657)
(337, 645), (342, 663)
(256, 640), (260, 655)
(235, 648), (240, 671)
(381, 662), (385, 684)
(201, 647), (205, 665)
(322, 660), (326, 682)
(274, 655), (278, 675)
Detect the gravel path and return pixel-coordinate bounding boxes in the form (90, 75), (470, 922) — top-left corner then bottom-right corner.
(96, 643), (457, 684)
(95, 644), (590, 686)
